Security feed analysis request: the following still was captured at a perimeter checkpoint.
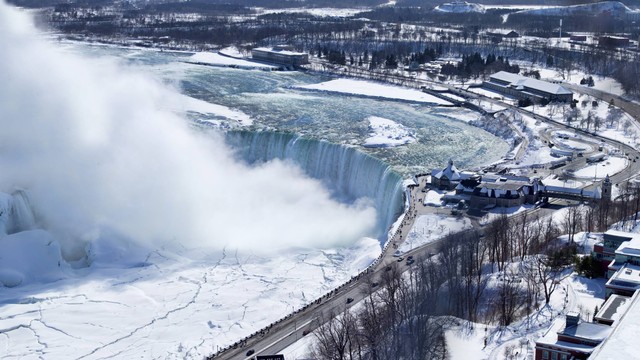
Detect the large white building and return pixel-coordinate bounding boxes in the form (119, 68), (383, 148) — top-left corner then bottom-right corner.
(483, 71), (573, 103)
(251, 46), (309, 68)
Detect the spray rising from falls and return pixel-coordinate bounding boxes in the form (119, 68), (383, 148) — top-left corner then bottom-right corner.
(0, 2), (380, 261)
(225, 131), (405, 241)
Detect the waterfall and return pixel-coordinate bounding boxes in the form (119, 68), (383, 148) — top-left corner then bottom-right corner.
(225, 131), (404, 242)
(9, 190), (37, 234)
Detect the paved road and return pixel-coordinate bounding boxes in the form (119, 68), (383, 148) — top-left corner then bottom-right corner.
(210, 186), (423, 360)
(561, 83), (640, 122)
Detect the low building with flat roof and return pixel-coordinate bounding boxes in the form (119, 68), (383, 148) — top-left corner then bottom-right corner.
(535, 312), (611, 360)
(595, 294), (632, 326)
(603, 235), (640, 296)
(591, 291), (640, 359)
(251, 46), (309, 68)
(593, 229), (637, 275)
(483, 71), (573, 103)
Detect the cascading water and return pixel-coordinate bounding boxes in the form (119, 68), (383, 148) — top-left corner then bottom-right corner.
(225, 131), (405, 242)
(8, 190), (36, 234)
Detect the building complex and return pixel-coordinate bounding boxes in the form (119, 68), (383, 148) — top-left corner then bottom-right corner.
(536, 229), (640, 359)
(430, 160), (608, 210)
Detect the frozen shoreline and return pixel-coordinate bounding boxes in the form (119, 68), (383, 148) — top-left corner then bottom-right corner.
(294, 78), (454, 106)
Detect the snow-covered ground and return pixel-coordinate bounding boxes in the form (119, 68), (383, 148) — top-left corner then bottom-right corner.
(363, 116), (416, 148)
(188, 52), (279, 70)
(398, 214), (472, 254)
(173, 93), (254, 127)
(434, 1), (486, 13)
(534, 67), (627, 98)
(446, 263), (606, 360)
(0, 225), (381, 358)
(513, 1), (638, 18)
(254, 7), (366, 18)
(572, 156), (628, 179)
(423, 189), (446, 207)
(479, 205), (533, 226)
(295, 79), (453, 105)
(218, 46), (245, 58)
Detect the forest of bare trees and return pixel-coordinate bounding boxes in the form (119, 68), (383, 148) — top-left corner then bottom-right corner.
(309, 187), (640, 359)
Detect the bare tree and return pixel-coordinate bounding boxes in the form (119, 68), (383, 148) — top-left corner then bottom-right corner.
(311, 308), (358, 360)
(562, 205), (582, 243)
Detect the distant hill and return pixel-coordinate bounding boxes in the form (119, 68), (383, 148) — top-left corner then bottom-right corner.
(513, 1), (639, 16)
(434, 1), (486, 13)
(397, 0), (638, 9)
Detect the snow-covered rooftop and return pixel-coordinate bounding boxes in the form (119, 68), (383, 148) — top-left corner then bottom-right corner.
(479, 181), (529, 191)
(253, 47), (307, 56)
(537, 318), (609, 352)
(595, 294), (631, 324)
(608, 263), (640, 285)
(615, 237), (640, 257)
(433, 159), (460, 181)
(591, 292), (640, 359)
(490, 71), (573, 95)
(561, 322), (612, 342)
(604, 229), (638, 241)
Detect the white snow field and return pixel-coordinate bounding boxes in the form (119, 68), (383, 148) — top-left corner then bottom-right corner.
(0, 5), (382, 359)
(398, 214), (472, 254)
(363, 116), (416, 148)
(434, 1), (486, 13)
(573, 156), (628, 179)
(296, 78), (453, 105)
(188, 51), (279, 70)
(0, 226), (380, 359)
(173, 93), (254, 127)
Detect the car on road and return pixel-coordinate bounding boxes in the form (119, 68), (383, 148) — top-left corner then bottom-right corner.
(371, 282), (379, 288)
(246, 349), (255, 356)
(346, 298), (354, 304)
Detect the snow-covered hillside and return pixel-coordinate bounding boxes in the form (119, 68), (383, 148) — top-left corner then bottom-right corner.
(515, 1), (639, 17)
(434, 1), (486, 13)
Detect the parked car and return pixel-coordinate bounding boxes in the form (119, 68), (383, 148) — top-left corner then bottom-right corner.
(397, 256), (404, 262)
(346, 298), (354, 304)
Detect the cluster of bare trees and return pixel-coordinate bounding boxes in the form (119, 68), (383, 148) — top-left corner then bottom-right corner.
(310, 195), (640, 358)
(310, 262), (448, 360)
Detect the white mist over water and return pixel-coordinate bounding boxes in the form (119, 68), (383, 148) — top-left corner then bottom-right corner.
(0, 3), (377, 259)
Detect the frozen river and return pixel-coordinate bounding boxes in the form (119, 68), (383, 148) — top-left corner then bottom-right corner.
(74, 43), (509, 176)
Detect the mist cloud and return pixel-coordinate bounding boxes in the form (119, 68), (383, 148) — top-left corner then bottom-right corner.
(0, 3), (377, 257)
